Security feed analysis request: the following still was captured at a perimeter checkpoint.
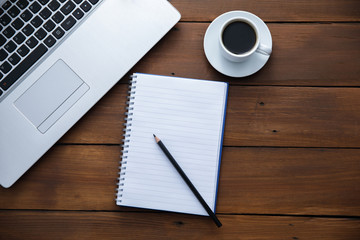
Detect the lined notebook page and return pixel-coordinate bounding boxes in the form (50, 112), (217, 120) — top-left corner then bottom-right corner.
(116, 73), (228, 216)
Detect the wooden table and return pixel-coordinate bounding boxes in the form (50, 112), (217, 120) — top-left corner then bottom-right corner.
(1, 1), (360, 239)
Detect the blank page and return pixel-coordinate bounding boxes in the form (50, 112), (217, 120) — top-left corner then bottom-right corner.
(116, 73), (228, 216)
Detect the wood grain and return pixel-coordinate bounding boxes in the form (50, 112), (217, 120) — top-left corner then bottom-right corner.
(128, 23), (360, 86)
(59, 84), (360, 148)
(219, 147), (360, 216)
(1, 146), (359, 216)
(171, 0), (360, 22)
(0, 211), (359, 240)
(2, 1), (360, 239)
(224, 86), (360, 147)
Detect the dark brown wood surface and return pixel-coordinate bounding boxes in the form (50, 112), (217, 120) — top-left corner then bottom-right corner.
(1, 0), (360, 239)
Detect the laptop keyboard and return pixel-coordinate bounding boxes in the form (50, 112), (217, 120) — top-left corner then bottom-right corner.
(0, 0), (100, 99)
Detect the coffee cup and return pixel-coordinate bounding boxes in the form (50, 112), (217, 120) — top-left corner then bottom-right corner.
(219, 17), (272, 62)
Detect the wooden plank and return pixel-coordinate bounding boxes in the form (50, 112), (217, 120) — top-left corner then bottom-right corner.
(0, 211), (359, 240)
(219, 147), (360, 216)
(0, 145), (120, 211)
(1, 146), (359, 216)
(224, 86), (360, 147)
(171, 0), (360, 22)
(129, 23), (360, 86)
(60, 84), (360, 148)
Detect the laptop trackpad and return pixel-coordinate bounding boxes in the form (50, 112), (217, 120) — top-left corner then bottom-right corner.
(14, 60), (89, 133)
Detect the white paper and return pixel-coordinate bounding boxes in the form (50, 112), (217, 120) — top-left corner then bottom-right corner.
(116, 73), (228, 216)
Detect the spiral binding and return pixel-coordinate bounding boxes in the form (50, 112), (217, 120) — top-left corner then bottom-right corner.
(115, 74), (137, 204)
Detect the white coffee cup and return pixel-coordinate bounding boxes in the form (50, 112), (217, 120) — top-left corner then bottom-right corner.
(219, 17), (272, 62)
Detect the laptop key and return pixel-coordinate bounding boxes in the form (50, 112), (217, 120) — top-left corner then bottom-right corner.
(35, 28), (47, 40)
(0, 49), (8, 61)
(8, 52), (21, 65)
(0, 14), (11, 26)
(4, 40), (17, 53)
(22, 24), (35, 36)
(44, 19), (56, 32)
(11, 18), (25, 30)
(8, 6), (21, 18)
(61, 1), (76, 15)
(30, 16), (43, 28)
(13, 32), (26, 44)
(2, 1), (12, 10)
(80, 2), (91, 12)
(16, 0), (29, 10)
(40, 7), (52, 20)
(20, 9), (33, 22)
(0, 43), (47, 90)
(53, 27), (64, 39)
(29, 2), (41, 14)
(72, 8), (84, 20)
(61, 15), (76, 31)
(0, 34), (6, 46)
(0, 61), (12, 74)
(44, 35), (56, 47)
(17, 44), (30, 57)
(52, 11), (64, 23)
(3, 26), (15, 38)
(26, 36), (39, 48)
(48, 0), (60, 11)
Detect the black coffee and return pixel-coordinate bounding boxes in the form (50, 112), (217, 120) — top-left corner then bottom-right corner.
(222, 21), (256, 54)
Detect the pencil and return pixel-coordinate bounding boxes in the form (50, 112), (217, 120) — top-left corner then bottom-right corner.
(153, 134), (222, 227)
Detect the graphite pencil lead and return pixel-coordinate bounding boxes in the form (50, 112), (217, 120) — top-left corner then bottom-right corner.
(153, 134), (160, 143)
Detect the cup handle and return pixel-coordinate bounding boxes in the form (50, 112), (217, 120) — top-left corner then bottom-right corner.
(256, 43), (272, 56)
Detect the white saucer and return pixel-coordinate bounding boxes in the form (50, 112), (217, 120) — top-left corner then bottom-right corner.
(204, 11), (272, 77)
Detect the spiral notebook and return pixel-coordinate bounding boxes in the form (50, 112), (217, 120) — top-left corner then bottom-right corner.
(116, 73), (228, 216)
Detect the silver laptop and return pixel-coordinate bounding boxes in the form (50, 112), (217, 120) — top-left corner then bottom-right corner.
(0, 0), (180, 188)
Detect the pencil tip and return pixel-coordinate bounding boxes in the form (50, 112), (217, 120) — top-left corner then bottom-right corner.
(153, 134), (160, 143)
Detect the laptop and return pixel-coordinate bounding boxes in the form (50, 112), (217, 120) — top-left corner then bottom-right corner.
(0, 0), (181, 188)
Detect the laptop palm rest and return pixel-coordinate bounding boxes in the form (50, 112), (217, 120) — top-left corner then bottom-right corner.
(14, 60), (89, 134)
